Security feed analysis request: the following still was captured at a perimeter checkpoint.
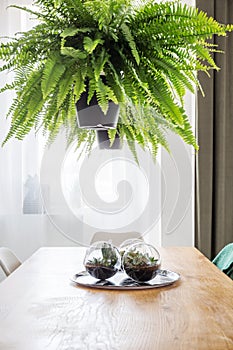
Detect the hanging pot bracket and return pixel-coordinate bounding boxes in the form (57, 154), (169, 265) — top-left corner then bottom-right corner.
(95, 124), (116, 130)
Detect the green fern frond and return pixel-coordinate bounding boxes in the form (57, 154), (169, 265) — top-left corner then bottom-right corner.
(41, 54), (66, 98)
(0, 82), (16, 93)
(92, 49), (109, 81)
(174, 112), (198, 150)
(95, 79), (109, 114)
(87, 78), (96, 105)
(120, 23), (140, 65)
(57, 69), (75, 108)
(73, 68), (86, 102)
(107, 128), (117, 147)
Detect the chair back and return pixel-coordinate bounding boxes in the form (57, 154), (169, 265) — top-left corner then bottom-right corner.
(90, 231), (143, 247)
(0, 247), (21, 277)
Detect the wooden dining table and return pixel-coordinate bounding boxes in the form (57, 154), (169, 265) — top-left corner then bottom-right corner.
(0, 246), (232, 350)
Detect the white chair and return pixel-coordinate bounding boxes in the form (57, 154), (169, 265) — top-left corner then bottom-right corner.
(90, 231), (143, 247)
(0, 247), (21, 277)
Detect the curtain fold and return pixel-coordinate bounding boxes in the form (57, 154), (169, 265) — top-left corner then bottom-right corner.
(195, 0), (233, 259)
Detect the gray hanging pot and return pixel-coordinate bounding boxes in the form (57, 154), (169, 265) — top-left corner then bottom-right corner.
(75, 84), (120, 130)
(96, 130), (122, 149)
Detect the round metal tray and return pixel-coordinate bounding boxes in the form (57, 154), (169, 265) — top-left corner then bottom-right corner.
(70, 269), (180, 290)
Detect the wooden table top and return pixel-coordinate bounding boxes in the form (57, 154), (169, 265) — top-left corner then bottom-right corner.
(0, 246), (232, 350)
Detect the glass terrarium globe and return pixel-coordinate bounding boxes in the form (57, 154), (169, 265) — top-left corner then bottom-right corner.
(84, 241), (121, 280)
(119, 238), (144, 258)
(122, 242), (161, 282)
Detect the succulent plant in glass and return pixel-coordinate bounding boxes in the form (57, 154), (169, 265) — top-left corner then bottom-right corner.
(122, 243), (161, 282)
(84, 241), (121, 280)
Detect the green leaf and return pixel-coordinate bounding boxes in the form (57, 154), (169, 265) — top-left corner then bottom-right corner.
(60, 27), (94, 38)
(83, 37), (103, 54)
(61, 47), (87, 59)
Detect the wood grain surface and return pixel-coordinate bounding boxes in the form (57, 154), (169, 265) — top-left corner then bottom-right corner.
(0, 247), (232, 350)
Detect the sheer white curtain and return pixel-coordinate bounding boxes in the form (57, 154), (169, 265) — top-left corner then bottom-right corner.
(0, 1), (81, 264)
(0, 1), (45, 262)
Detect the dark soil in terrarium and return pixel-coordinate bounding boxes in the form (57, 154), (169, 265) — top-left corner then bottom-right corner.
(124, 265), (160, 282)
(85, 264), (118, 280)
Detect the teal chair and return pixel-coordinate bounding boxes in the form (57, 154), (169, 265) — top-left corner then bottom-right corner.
(212, 243), (233, 280)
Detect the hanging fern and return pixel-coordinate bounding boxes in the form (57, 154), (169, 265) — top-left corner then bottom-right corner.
(0, 0), (232, 160)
